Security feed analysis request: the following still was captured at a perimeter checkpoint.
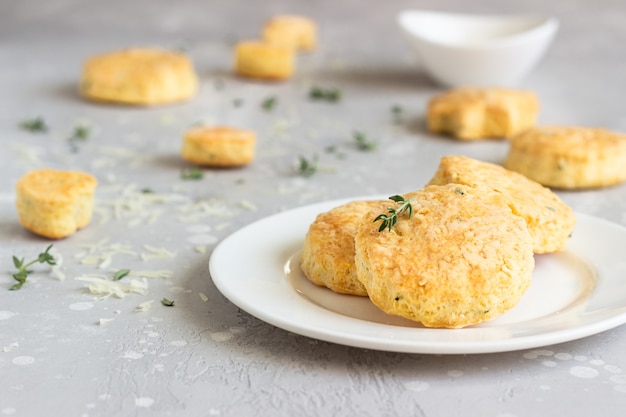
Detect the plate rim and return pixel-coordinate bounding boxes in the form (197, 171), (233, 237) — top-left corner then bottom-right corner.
(209, 196), (626, 354)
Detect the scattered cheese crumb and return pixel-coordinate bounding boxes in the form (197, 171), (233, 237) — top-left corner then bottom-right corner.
(98, 318), (114, 325)
(129, 270), (173, 279)
(194, 245), (207, 254)
(135, 300), (155, 312)
(49, 248), (66, 281)
(239, 200), (258, 211)
(199, 292), (209, 302)
(10, 143), (43, 166)
(76, 276), (148, 298)
(141, 245), (177, 261)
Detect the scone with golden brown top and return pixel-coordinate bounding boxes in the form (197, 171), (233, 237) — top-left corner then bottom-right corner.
(301, 199), (388, 296)
(16, 169), (98, 239)
(354, 184), (534, 328)
(181, 126), (256, 167)
(427, 87), (538, 140)
(234, 40), (295, 80)
(427, 155), (575, 254)
(80, 47), (198, 105)
(262, 15), (317, 51)
(504, 126), (626, 189)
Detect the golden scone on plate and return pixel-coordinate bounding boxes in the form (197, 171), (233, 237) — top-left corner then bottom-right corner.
(181, 126), (256, 167)
(301, 199), (388, 296)
(504, 126), (626, 189)
(234, 40), (295, 80)
(427, 155), (575, 254)
(16, 169), (98, 239)
(427, 87), (538, 140)
(354, 184), (534, 328)
(262, 15), (317, 51)
(80, 47), (198, 106)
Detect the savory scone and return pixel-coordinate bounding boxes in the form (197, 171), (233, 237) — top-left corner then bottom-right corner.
(355, 184), (534, 328)
(181, 126), (256, 167)
(80, 47), (198, 105)
(16, 169), (98, 239)
(262, 15), (317, 51)
(234, 40), (295, 80)
(301, 199), (388, 296)
(428, 155), (575, 254)
(427, 87), (538, 140)
(504, 126), (626, 189)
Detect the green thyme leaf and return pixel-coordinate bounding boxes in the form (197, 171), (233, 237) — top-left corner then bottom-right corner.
(113, 269), (131, 281)
(161, 298), (175, 307)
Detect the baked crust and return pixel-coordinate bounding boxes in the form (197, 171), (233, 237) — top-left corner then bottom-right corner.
(354, 184), (534, 328)
(16, 169), (98, 239)
(181, 126), (256, 167)
(234, 40), (295, 80)
(427, 87), (538, 140)
(428, 155), (575, 253)
(301, 199), (388, 296)
(80, 48), (198, 106)
(262, 15), (317, 51)
(504, 126), (626, 189)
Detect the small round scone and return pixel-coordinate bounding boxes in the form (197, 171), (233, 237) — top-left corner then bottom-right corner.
(504, 126), (626, 189)
(16, 169), (98, 239)
(301, 199), (387, 296)
(262, 15), (317, 51)
(354, 184), (534, 328)
(427, 155), (576, 254)
(181, 126), (256, 167)
(427, 87), (538, 140)
(234, 40), (295, 80)
(80, 47), (198, 105)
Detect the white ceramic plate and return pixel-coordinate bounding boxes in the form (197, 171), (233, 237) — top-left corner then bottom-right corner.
(209, 197), (626, 354)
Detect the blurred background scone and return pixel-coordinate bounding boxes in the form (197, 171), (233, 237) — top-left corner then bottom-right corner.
(16, 169), (98, 239)
(504, 126), (626, 189)
(427, 87), (538, 140)
(181, 126), (256, 167)
(354, 184), (534, 328)
(234, 40), (295, 80)
(80, 47), (198, 105)
(301, 199), (387, 296)
(428, 155), (575, 253)
(262, 15), (317, 51)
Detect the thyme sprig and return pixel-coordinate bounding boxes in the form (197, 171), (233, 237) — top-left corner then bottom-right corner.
(374, 195), (414, 232)
(19, 117), (49, 133)
(261, 96), (277, 111)
(68, 124), (91, 152)
(181, 167), (203, 180)
(353, 131), (377, 151)
(10, 245), (56, 290)
(309, 86), (341, 102)
(391, 105), (403, 124)
(297, 155), (318, 177)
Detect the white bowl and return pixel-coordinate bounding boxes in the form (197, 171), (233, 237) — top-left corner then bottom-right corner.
(398, 10), (559, 87)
